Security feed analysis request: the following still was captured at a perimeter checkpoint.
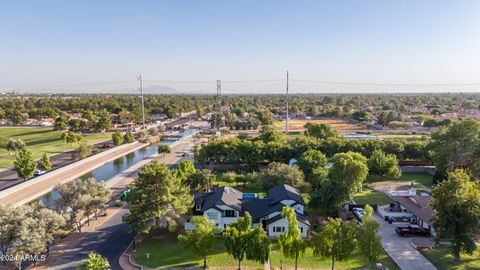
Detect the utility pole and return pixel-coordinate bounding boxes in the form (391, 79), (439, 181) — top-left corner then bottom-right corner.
(285, 71), (289, 133)
(137, 73), (145, 130)
(214, 80), (222, 132)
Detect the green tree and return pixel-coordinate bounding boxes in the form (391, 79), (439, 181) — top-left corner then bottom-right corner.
(367, 150), (401, 180)
(176, 160), (196, 182)
(258, 126), (283, 143)
(258, 162), (306, 190)
(178, 216), (216, 269)
(157, 144), (171, 156)
(429, 119), (480, 181)
(73, 143), (93, 159)
(186, 169), (215, 192)
(357, 205), (382, 268)
(304, 123), (338, 139)
(257, 110), (274, 125)
(278, 207), (306, 270)
(329, 152), (369, 195)
(38, 152), (52, 171)
(112, 130), (124, 146)
(123, 161), (193, 233)
(81, 252), (110, 270)
(34, 207), (67, 256)
(61, 131), (83, 145)
(297, 149), (328, 189)
(309, 181), (349, 217)
(431, 169), (480, 261)
(223, 212), (270, 270)
(14, 148), (37, 180)
(311, 218), (359, 270)
(54, 120), (68, 131)
(5, 138), (26, 155)
(222, 171), (239, 186)
(95, 110), (112, 132)
(123, 131), (135, 143)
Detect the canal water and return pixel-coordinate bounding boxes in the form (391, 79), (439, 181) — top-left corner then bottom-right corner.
(40, 129), (198, 206)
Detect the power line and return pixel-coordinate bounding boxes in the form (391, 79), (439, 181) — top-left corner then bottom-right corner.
(0, 80), (136, 88)
(290, 79), (480, 87)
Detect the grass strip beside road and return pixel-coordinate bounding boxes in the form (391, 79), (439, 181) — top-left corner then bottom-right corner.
(0, 127), (111, 168)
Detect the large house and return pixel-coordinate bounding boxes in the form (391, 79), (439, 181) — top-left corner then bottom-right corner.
(185, 184), (310, 238)
(377, 188), (436, 236)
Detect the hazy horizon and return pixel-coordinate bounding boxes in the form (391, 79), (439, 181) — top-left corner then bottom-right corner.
(2, 0), (480, 93)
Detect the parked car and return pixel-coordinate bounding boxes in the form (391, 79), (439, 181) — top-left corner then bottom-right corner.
(395, 225), (430, 237)
(352, 207), (367, 220)
(34, 169), (46, 176)
(100, 144), (110, 149)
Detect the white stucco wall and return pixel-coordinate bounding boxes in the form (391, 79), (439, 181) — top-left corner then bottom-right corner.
(204, 208), (221, 225)
(267, 218), (308, 238)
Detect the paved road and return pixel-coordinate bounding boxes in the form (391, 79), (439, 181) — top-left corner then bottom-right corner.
(33, 138), (195, 270)
(0, 140), (113, 191)
(375, 214), (437, 270)
(0, 142), (147, 206)
(0, 114), (196, 190)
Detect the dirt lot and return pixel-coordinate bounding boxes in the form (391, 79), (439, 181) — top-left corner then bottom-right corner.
(273, 118), (366, 131)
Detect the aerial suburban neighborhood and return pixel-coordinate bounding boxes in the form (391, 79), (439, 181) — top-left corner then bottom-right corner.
(1, 1), (480, 270)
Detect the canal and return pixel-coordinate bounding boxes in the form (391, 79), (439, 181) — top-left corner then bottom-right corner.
(40, 129), (198, 205)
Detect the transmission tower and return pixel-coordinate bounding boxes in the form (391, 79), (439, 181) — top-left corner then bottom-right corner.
(137, 73), (145, 130)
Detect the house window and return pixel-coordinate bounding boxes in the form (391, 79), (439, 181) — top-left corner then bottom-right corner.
(206, 212), (218, 220)
(273, 227), (275, 232)
(224, 224), (227, 229)
(195, 204), (201, 211)
(300, 227), (303, 233)
(275, 226), (282, 233)
(224, 210), (235, 217)
(282, 227), (285, 232)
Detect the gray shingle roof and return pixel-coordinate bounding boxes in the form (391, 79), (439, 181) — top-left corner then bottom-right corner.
(194, 184), (305, 222)
(266, 212), (310, 226)
(195, 186), (243, 211)
(267, 184), (304, 205)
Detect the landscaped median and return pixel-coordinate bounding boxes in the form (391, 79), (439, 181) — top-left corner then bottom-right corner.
(131, 232), (400, 270)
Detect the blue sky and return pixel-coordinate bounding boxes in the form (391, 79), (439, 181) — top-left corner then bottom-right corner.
(1, 0), (480, 93)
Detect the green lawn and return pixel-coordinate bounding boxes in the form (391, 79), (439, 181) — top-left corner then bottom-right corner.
(269, 244), (399, 270)
(0, 127), (111, 168)
(133, 233), (263, 269)
(133, 233), (399, 270)
(420, 245), (480, 270)
(367, 172), (434, 188)
(353, 188), (392, 206)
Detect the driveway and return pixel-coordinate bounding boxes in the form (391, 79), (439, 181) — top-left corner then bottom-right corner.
(374, 214), (437, 270)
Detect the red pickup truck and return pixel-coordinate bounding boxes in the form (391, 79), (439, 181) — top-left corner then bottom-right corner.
(395, 225), (430, 237)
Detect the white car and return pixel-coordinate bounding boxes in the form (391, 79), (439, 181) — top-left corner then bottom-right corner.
(34, 169), (46, 176)
(352, 208), (367, 220)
